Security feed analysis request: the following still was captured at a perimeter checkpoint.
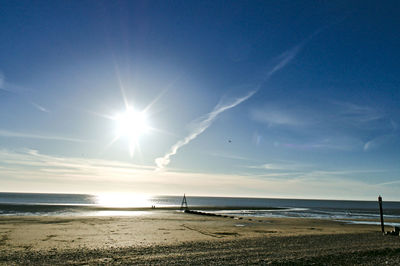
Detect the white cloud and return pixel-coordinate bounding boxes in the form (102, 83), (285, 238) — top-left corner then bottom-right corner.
(0, 149), (398, 200)
(390, 119), (399, 131)
(0, 71), (4, 89)
(250, 107), (310, 127)
(363, 134), (395, 151)
(247, 161), (311, 171)
(30, 102), (49, 113)
(207, 151), (255, 162)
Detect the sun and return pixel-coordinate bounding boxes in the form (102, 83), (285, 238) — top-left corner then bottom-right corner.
(113, 106), (150, 156)
(115, 107), (149, 139)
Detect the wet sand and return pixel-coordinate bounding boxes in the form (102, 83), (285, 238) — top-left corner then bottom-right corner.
(1, 210), (399, 265)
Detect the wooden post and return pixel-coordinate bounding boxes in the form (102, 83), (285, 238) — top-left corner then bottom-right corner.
(378, 195), (384, 234)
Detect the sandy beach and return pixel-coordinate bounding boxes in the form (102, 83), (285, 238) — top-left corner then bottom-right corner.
(1, 209), (400, 265)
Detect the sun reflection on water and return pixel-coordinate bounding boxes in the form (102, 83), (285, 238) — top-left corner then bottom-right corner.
(95, 193), (152, 208)
(88, 210), (151, 216)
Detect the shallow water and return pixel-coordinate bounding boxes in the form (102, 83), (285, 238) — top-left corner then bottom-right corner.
(1, 192), (399, 226)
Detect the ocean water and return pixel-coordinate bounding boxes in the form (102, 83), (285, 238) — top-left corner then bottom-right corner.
(1, 192), (400, 226)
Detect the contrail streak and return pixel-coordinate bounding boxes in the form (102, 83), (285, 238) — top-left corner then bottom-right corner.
(155, 41), (306, 170)
(155, 90), (256, 169)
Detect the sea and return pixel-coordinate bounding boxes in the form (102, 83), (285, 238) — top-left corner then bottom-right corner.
(1, 192), (400, 226)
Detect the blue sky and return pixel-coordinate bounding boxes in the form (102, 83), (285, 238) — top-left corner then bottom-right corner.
(0, 1), (399, 200)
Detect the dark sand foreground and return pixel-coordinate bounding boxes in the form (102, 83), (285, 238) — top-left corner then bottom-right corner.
(1, 210), (400, 265)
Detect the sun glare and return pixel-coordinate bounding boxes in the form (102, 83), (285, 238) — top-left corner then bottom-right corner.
(115, 107), (149, 138)
(113, 107), (150, 157)
(95, 193), (151, 208)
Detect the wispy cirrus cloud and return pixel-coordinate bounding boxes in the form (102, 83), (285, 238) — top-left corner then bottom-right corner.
(245, 162), (390, 188)
(0, 71), (49, 113)
(252, 101), (386, 129)
(334, 102), (385, 125)
(250, 98), (397, 152)
(0, 129), (86, 143)
(0, 149), (153, 171)
(0, 74), (30, 95)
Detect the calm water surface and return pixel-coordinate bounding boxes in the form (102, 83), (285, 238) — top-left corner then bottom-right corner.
(1, 192), (399, 226)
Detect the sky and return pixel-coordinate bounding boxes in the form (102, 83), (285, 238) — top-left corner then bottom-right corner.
(0, 1), (400, 200)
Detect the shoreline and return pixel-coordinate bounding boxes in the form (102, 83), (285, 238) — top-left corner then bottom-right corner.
(2, 204), (400, 226)
(1, 210), (400, 264)
(0, 203), (287, 211)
